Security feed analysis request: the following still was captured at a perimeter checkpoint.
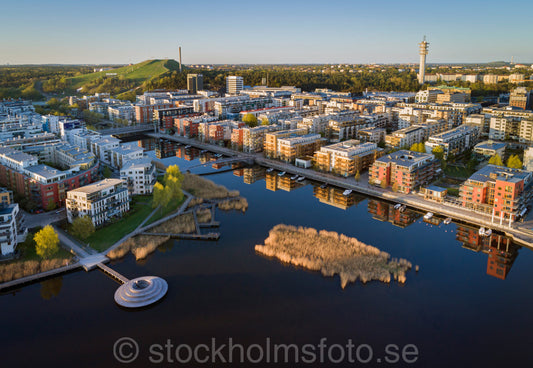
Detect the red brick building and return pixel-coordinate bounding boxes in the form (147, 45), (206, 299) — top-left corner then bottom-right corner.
(460, 165), (532, 221)
(369, 150), (440, 193)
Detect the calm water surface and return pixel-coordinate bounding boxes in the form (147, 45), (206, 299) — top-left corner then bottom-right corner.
(2, 147), (533, 367)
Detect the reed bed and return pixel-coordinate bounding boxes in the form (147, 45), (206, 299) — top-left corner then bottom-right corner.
(217, 197), (248, 212)
(255, 224), (413, 288)
(0, 258), (71, 283)
(107, 235), (170, 261)
(182, 174), (239, 199)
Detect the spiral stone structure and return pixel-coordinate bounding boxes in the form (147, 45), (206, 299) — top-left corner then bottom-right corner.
(114, 276), (168, 308)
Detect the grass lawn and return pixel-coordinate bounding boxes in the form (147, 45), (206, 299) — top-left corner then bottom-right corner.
(18, 229), (72, 261)
(443, 165), (475, 179)
(84, 196), (154, 252)
(144, 196), (186, 226)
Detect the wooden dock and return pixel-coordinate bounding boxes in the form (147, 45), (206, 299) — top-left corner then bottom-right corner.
(141, 232), (220, 240)
(97, 263), (129, 284)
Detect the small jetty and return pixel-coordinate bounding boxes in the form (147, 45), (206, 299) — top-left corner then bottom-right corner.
(141, 232), (220, 240)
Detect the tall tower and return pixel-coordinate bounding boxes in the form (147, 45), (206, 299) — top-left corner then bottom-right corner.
(418, 36), (429, 84)
(179, 46), (182, 72)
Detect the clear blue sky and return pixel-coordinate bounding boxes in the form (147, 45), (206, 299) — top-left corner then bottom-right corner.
(2, 0), (532, 65)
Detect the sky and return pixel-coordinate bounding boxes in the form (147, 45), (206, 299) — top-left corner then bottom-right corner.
(1, 0), (532, 65)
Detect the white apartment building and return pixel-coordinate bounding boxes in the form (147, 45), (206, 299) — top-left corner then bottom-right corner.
(0, 203), (25, 256)
(108, 105), (135, 123)
(385, 126), (425, 149)
(66, 179), (130, 227)
(120, 158), (157, 195)
(226, 76), (244, 95)
(425, 125), (479, 159)
(89, 135), (121, 164)
(109, 145), (144, 169)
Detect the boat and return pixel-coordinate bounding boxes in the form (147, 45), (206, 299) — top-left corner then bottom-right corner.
(278, 171), (286, 177)
(484, 228), (492, 237)
(214, 153), (223, 158)
(290, 175), (298, 180)
(343, 189), (353, 196)
(479, 227), (486, 236)
(394, 203), (402, 210)
(320, 183), (327, 189)
(399, 205), (407, 212)
(443, 218), (452, 225)
(200, 150), (208, 154)
(423, 212), (433, 220)
(266, 168), (274, 173)
(184, 145), (192, 149)
(297, 176), (305, 182)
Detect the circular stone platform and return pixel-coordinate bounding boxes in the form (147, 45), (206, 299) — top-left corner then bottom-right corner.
(114, 276), (168, 308)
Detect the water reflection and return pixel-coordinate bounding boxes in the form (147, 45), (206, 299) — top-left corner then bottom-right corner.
(314, 185), (365, 210)
(39, 277), (62, 300)
(264, 172), (306, 192)
(456, 224), (519, 280)
(367, 199), (421, 228)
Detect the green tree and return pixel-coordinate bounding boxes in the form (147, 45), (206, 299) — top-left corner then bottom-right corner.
(45, 199), (56, 211)
(488, 154), (504, 166)
(70, 216), (95, 240)
(354, 171), (361, 182)
(152, 182), (172, 209)
(506, 154), (523, 169)
(34, 225), (59, 259)
(242, 113), (258, 127)
(432, 146), (445, 161)
(103, 166), (112, 178)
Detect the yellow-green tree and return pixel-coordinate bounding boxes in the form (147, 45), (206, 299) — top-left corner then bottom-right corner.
(506, 154), (523, 169)
(488, 154), (504, 166)
(163, 165), (184, 200)
(354, 171), (361, 182)
(35, 225), (59, 259)
(261, 117), (269, 126)
(164, 165), (184, 183)
(432, 146), (445, 161)
(242, 113), (258, 127)
(70, 216), (95, 240)
(152, 182), (172, 209)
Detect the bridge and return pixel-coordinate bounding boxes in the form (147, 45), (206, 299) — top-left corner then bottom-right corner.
(92, 124), (156, 136)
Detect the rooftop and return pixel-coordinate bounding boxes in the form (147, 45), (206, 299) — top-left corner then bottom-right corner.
(474, 140), (507, 151)
(467, 165), (531, 184)
(69, 179), (125, 194)
(26, 164), (64, 179)
(376, 150), (435, 168)
(120, 157), (153, 171)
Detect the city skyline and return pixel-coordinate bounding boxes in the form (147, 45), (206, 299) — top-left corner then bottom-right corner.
(2, 0), (533, 65)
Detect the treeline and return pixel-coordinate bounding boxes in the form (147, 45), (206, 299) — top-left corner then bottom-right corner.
(144, 68), (421, 94)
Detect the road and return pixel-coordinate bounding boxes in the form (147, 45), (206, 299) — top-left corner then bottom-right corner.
(23, 210), (66, 229)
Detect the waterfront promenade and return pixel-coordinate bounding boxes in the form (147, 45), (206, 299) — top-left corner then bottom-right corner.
(147, 132), (533, 248)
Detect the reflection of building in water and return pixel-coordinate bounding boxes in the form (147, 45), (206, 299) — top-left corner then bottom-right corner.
(233, 167), (244, 177)
(156, 139), (179, 158)
(456, 224), (518, 280)
(265, 172), (279, 191)
(313, 185), (361, 210)
(484, 233), (518, 280)
(265, 172), (299, 192)
(367, 199), (420, 228)
(138, 138), (156, 151)
(243, 166), (265, 184)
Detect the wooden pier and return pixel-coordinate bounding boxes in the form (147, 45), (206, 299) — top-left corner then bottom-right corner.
(97, 263), (129, 284)
(141, 232), (220, 240)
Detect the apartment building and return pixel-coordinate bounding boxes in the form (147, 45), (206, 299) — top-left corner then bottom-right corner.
(110, 145), (144, 169)
(214, 97), (273, 118)
(473, 141), (507, 158)
(134, 103), (174, 124)
(52, 143), (96, 170)
(276, 134), (324, 163)
(0, 203), (25, 256)
(226, 76), (244, 95)
(153, 106), (195, 132)
(0, 187), (13, 206)
(90, 135), (120, 164)
(242, 126), (277, 153)
(369, 150), (440, 193)
(314, 140), (382, 177)
(187, 74), (203, 94)
(0, 146), (99, 208)
(460, 165), (532, 221)
(424, 125), (479, 159)
(385, 126), (426, 149)
(465, 114), (488, 136)
(108, 105), (135, 123)
(263, 128), (308, 159)
(119, 158), (157, 195)
(509, 87), (531, 110)
(357, 127), (386, 143)
(66, 179), (130, 227)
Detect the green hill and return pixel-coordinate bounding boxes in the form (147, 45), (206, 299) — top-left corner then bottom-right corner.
(68, 59), (181, 93)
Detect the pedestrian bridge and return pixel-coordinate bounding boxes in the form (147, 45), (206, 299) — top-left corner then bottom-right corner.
(186, 157), (255, 170)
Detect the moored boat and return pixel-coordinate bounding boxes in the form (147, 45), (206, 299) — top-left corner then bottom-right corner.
(343, 189), (353, 196)
(423, 212), (433, 220)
